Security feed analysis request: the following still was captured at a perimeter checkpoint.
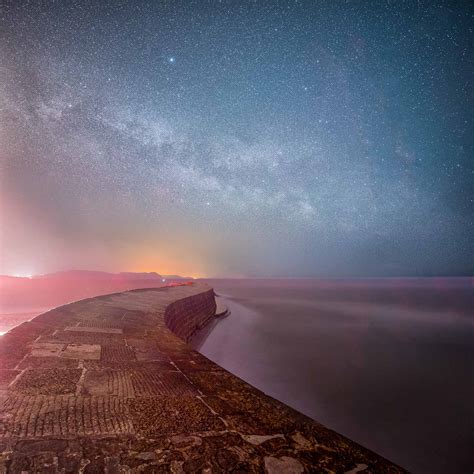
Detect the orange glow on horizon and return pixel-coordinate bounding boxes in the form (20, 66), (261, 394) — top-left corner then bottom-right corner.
(127, 251), (207, 279)
(134, 263), (207, 279)
(117, 237), (212, 279)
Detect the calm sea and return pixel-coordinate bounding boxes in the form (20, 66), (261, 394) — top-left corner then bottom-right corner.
(192, 278), (473, 473)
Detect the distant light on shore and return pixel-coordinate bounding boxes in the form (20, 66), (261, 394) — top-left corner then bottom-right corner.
(12, 272), (33, 279)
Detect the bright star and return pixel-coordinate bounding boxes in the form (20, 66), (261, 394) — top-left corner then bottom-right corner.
(168, 57), (175, 63)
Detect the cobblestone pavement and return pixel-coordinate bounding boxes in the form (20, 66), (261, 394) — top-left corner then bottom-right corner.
(0, 283), (404, 472)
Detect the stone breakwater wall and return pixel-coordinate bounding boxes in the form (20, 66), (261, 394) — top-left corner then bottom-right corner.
(164, 288), (216, 342)
(0, 283), (404, 472)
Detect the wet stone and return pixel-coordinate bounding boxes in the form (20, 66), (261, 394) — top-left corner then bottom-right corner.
(171, 434), (203, 448)
(217, 448), (240, 470)
(128, 395), (225, 437)
(264, 456), (305, 474)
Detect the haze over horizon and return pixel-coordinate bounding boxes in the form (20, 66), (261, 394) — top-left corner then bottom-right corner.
(1, 270), (473, 281)
(1, 1), (472, 278)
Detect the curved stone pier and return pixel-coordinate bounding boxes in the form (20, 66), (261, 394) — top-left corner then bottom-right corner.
(0, 282), (404, 472)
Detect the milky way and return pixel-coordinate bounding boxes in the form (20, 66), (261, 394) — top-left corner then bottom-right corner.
(1, 1), (472, 277)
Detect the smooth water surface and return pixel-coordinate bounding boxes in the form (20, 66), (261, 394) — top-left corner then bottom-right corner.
(192, 278), (473, 473)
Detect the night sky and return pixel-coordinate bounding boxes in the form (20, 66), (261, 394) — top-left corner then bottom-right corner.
(1, 1), (472, 277)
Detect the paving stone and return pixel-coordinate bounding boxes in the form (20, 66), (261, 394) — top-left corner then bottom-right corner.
(128, 395), (225, 437)
(65, 326), (123, 334)
(11, 368), (82, 395)
(82, 369), (135, 397)
(31, 342), (65, 357)
(60, 343), (101, 360)
(17, 356), (79, 370)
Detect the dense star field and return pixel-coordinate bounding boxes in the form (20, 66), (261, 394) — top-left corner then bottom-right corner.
(1, 1), (472, 277)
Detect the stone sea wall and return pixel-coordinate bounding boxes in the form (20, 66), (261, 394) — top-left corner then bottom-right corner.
(164, 288), (216, 342)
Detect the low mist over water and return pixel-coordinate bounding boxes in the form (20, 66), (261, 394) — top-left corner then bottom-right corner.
(193, 278), (473, 473)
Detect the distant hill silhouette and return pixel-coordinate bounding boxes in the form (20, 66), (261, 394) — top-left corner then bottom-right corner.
(0, 271), (193, 316)
(31, 270), (164, 280)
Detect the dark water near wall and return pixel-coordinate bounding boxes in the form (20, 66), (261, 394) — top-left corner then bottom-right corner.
(192, 278), (474, 473)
